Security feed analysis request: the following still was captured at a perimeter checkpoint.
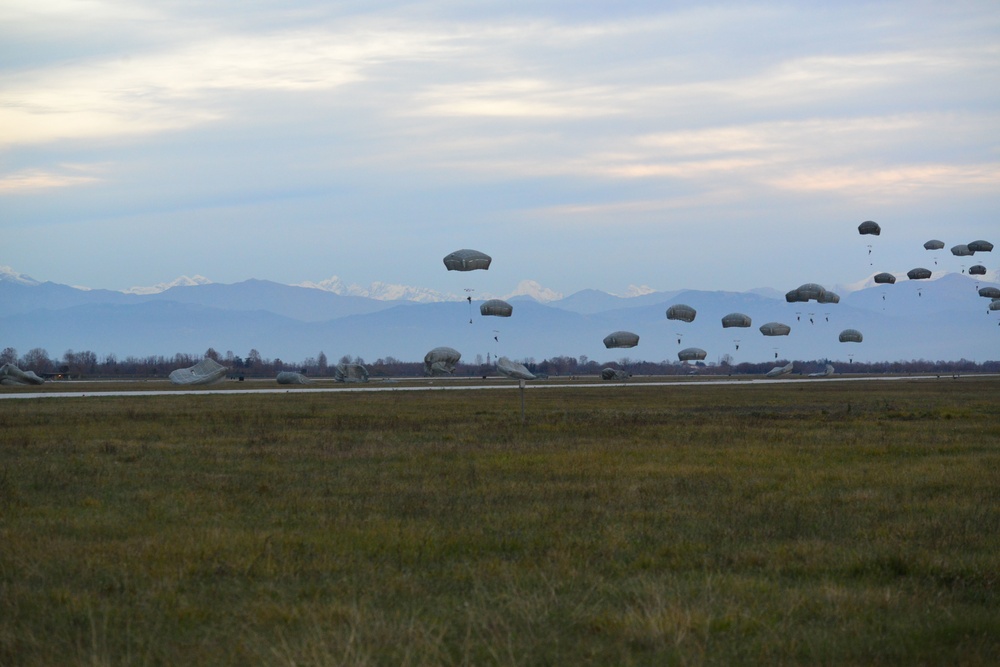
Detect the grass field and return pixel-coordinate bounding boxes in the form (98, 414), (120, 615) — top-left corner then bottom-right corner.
(1, 376), (998, 665)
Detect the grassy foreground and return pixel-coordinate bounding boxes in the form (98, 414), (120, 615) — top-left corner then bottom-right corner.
(1, 377), (998, 665)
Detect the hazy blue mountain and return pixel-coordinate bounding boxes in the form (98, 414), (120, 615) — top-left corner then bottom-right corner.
(1, 272), (997, 365)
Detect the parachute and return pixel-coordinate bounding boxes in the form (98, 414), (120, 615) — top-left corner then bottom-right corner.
(808, 364), (835, 377)
(978, 287), (1000, 298)
(785, 283), (834, 303)
(721, 313), (751, 328)
(765, 362), (793, 378)
(759, 322), (791, 336)
(603, 331), (639, 349)
(443, 249), (492, 271)
(496, 357), (535, 380)
(818, 290), (840, 304)
(951, 244), (974, 256)
(666, 304), (697, 323)
(168, 358), (228, 386)
(923, 240), (945, 250)
(858, 220), (881, 236)
(479, 299), (513, 317)
(677, 347), (707, 361)
(424, 347), (461, 376)
(969, 265), (987, 276)
(968, 240), (994, 252)
(276, 371), (311, 385)
(0, 363), (45, 386)
(839, 329), (863, 343)
(601, 368), (630, 381)
(907, 268), (932, 280)
(334, 363), (369, 382)
(873, 272), (896, 284)
(990, 300), (1000, 312)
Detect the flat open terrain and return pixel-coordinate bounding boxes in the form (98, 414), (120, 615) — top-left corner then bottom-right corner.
(2, 376), (998, 665)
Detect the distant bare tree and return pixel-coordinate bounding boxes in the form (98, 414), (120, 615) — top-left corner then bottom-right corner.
(1, 347), (17, 365)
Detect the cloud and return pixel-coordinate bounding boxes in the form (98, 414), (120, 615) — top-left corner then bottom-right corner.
(0, 165), (104, 193)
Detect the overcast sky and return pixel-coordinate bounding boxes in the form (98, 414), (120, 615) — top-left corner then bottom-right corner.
(3, 1), (999, 298)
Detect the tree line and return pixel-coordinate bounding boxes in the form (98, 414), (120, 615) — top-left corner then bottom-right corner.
(3, 346), (998, 380)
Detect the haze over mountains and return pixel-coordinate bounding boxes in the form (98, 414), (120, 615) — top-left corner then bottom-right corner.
(2, 266), (997, 366)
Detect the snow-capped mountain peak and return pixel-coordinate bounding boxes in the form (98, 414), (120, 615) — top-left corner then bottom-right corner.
(0, 265), (40, 286)
(505, 279), (563, 303)
(123, 275), (213, 295)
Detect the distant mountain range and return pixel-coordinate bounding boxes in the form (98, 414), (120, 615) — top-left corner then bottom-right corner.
(1, 266), (998, 364)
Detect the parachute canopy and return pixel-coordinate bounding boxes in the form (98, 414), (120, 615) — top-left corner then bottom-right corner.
(721, 312), (751, 328)
(968, 240), (994, 252)
(818, 290), (840, 304)
(765, 362), (794, 378)
(335, 363), (369, 383)
(0, 363), (45, 386)
(785, 283), (832, 303)
(978, 287), (1000, 299)
(759, 322), (791, 336)
(839, 329), (863, 343)
(873, 272), (896, 284)
(924, 240), (945, 250)
(990, 300), (1000, 311)
(276, 371), (311, 385)
(907, 268), (932, 280)
(601, 367), (630, 381)
(169, 358), (228, 386)
(496, 357), (535, 380)
(678, 347), (707, 361)
(424, 347), (461, 376)
(969, 265), (987, 276)
(443, 249), (492, 271)
(951, 244), (974, 256)
(666, 304), (697, 323)
(808, 364), (835, 377)
(858, 220), (881, 236)
(479, 299), (513, 317)
(603, 331), (639, 349)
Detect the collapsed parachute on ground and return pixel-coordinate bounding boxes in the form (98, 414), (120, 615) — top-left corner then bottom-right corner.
(678, 347), (707, 361)
(924, 240), (945, 250)
(951, 244), (974, 256)
(496, 357), (535, 380)
(479, 299), (513, 317)
(839, 329), (863, 343)
(603, 331), (639, 348)
(968, 240), (994, 252)
(666, 304), (697, 322)
(424, 347), (461, 376)
(721, 312), (751, 328)
(808, 364), (835, 377)
(873, 272), (896, 284)
(276, 371), (311, 385)
(0, 363), (45, 386)
(978, 287), (1000, 298)
(858, 220), (881, 236)
(335, 363), (369, 383)
(759, 322), (791, 336)
(600, 368), (630, 381)
(785, 283), (840, 303)
(169, 358), (228, 385)
(907, 268), (932, 280)
(443, 249), (492, 271)
(765, 362), (793, 378)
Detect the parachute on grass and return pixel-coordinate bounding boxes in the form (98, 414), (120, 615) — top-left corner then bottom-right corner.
(678, 347), (707, 362)
(968, 240), (994, 252)
(0, 363), (45, 386)
(479, 299), (513, 317)
(496, 357), (535, 380)
(603, 331), (639, 349)
(759, 322), (791, 336)
(808, 364), (835, 377)
(169, 358), (228, 386)
(276, 371), (311, 385)
(924, 240), (945, 250)
(839, 329), (863, 343)
(858, 221), (881, 236)
(721, 313), (752, 328)
(335, 363), (369, 383)
(765, 362), (794, 378)
(873, 272), (896, 284)
(666, 304), (697, 322)
(601, 368), (631, 381)
(443, 249), (492, 271)
(424, 347), (461, 376)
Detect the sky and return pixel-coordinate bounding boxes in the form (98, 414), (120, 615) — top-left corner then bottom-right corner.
(3, 0), (999, 299)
